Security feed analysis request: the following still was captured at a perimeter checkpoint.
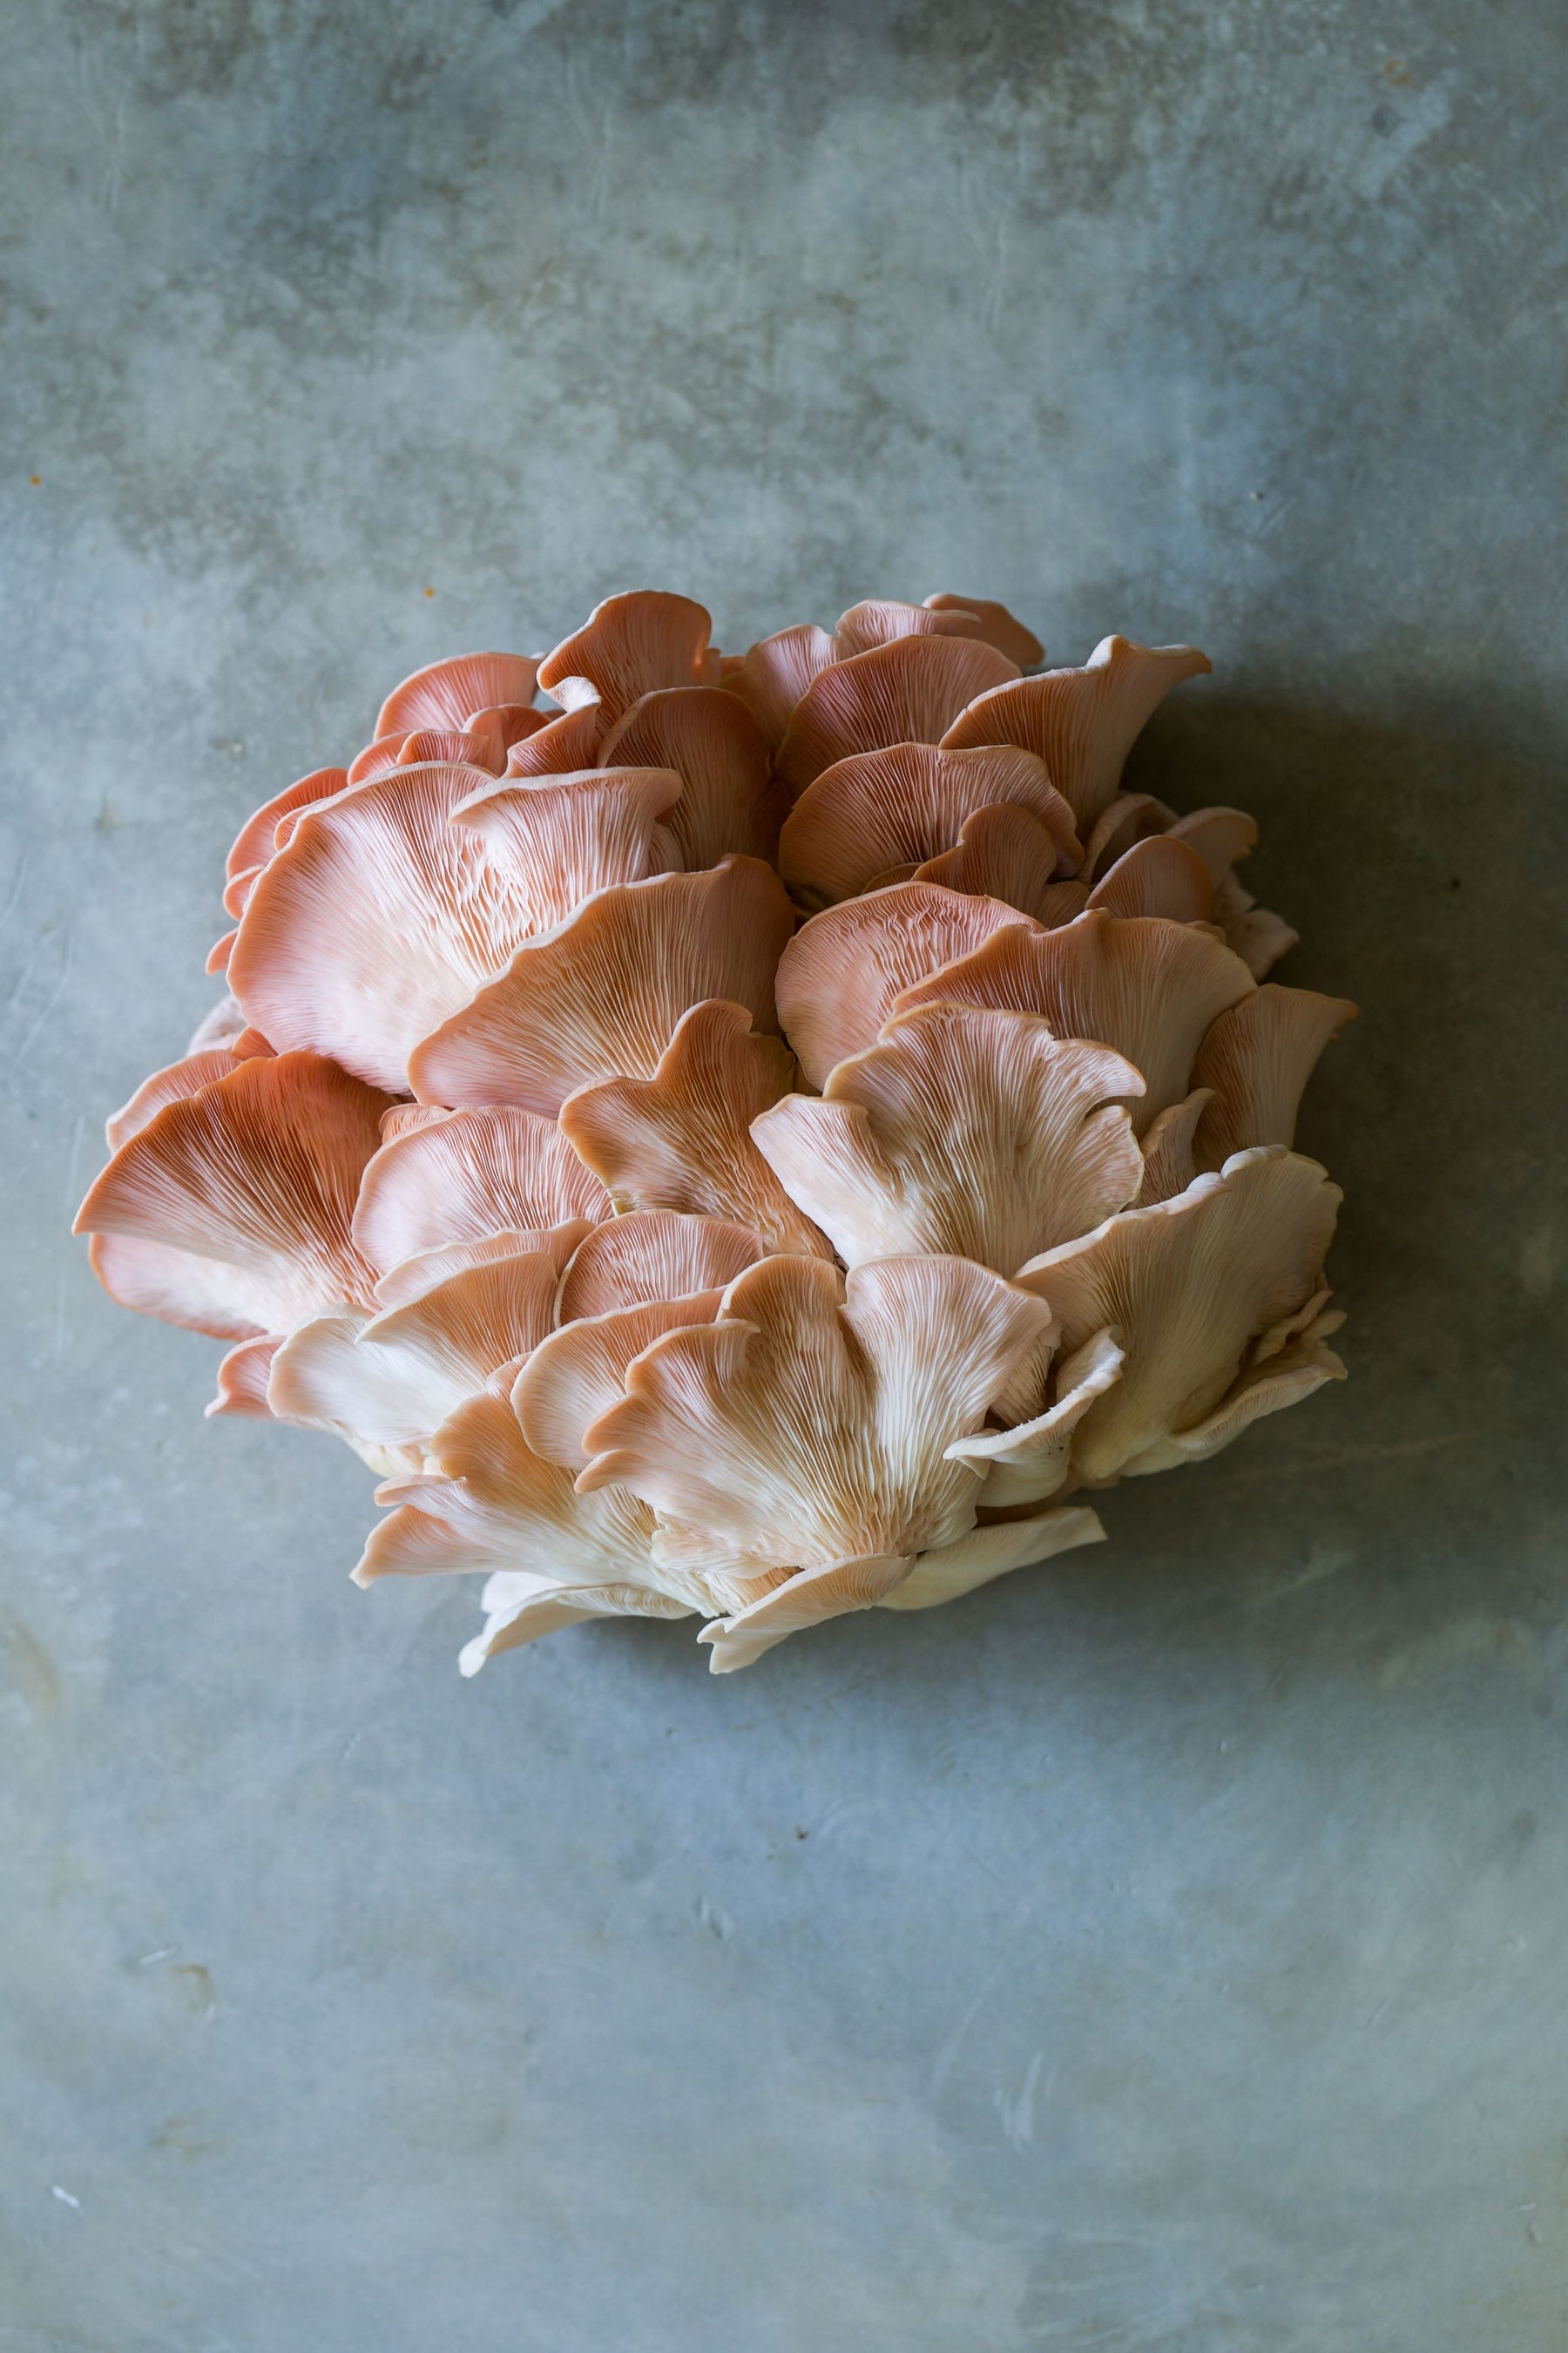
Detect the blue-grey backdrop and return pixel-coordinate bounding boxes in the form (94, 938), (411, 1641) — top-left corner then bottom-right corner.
(3, 4), (1565, 2347)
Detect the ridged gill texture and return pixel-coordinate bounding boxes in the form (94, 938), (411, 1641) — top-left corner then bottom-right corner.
(77, 591), (1356, 1674)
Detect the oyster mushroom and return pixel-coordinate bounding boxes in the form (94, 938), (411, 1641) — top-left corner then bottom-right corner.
(79, 591), (1354, 1676)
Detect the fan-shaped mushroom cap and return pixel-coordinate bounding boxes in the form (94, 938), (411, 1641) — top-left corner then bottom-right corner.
(719, 624), (838, 747)
(449, 767), (682, 925)
(75, 1051), (388, 1339)
(206, 1333), (284, 1420)
(559, 999), (832, 1258)
(698, 1552), (920, 1673)
(776, 881), (1034, 1091)
(911, 802), (1091, 925)
(1087, 835), (1215, 924)
(876, 1503), (1106, 1613)
(944, 1329), (1126, 1510)
(777, 636), (1022, 795)
(1135, 1088), (1213, 1206)
(892, 908), (1255, 1134)
(346, 736), (405, 786)
(1120, 1295), (1346, 1477)
(224, 869), (263, 922)
(353, 1388), (665, 1593)
(753, 1004), (1144, 1274)
(596, 686), (785, 868)
(471, 700), (547, 747)
(833, 599), (983, 657)
(408, 857), (795, 1116)
(378, 1103), (450, 1142)
(105, 1049), (249, 1151)
(779, 742), (1080, 912)
(84, 1233), (254, 1341)
(226, 767), (348, 887)
(375, 652), (540, 744)
(1080, 792), (1179, 881)
(1166, 806), (1259, 887)
(579, 1253), (1056, 1586)
(393, 727), (507, 774)
(1016, 1146), (1342, 1483)
(556, 1210), (761, 1322)
(516, 1292), (727, 1470)
(352, 1106), (610, 1274)
(505, 703), (604, 775)
(537, 592), (715, 721)
(269, 1247), (561, 1450)
(923, 594), (1044, 670)
(230, 762), (613, 1092)
(1192, 984), (1358, 1167)
(371, 1220), (592, 1308)
(80, 588), (1358, 1675)
(1213, 870), (1301, 979)
(941, 636), (1212, 831)
(459, 1571), (693, 1674)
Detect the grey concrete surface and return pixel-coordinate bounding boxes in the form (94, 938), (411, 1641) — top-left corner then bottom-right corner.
(3, 3), (1566, 2346)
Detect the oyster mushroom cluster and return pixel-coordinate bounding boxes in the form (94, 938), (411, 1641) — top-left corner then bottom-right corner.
(77, 591), (1355, 1674)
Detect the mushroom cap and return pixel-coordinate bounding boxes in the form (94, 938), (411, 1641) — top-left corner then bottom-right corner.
(559, 999), (831, 1258)
(597, 686), (784, 869)
(270, 1247), (563, 1449)
(923, 593), (1044, 670)
(409, 856), (796, 1116)
(719, 624), (838, 747)
(941, 635), (1212, 831)
(230, 761), (645, 1092)
(578, 1251), (1056, 1580)
(1016, 1146), (1342, 1484)
(84, 594), (1352, 1677)
(892, 907), (1255, 1135)
(375, 652), (541, 743)
(555, 1210), (762, 1322)
(537, 592), (716, 722)
(779, 740), (1080, 912)
(753, 1003), (1145, 1275)
(776, 880), (1036, 1090)
(352, 1105), (610, 1275)
(778, 634), (1023, 795)
(76, 1051), (389, 1339)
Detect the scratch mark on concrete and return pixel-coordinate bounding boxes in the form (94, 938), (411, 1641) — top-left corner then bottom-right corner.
(17, 923), (75, 1059)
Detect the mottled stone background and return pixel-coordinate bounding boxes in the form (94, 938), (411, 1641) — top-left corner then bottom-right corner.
(3, 3), (1566, 2347)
